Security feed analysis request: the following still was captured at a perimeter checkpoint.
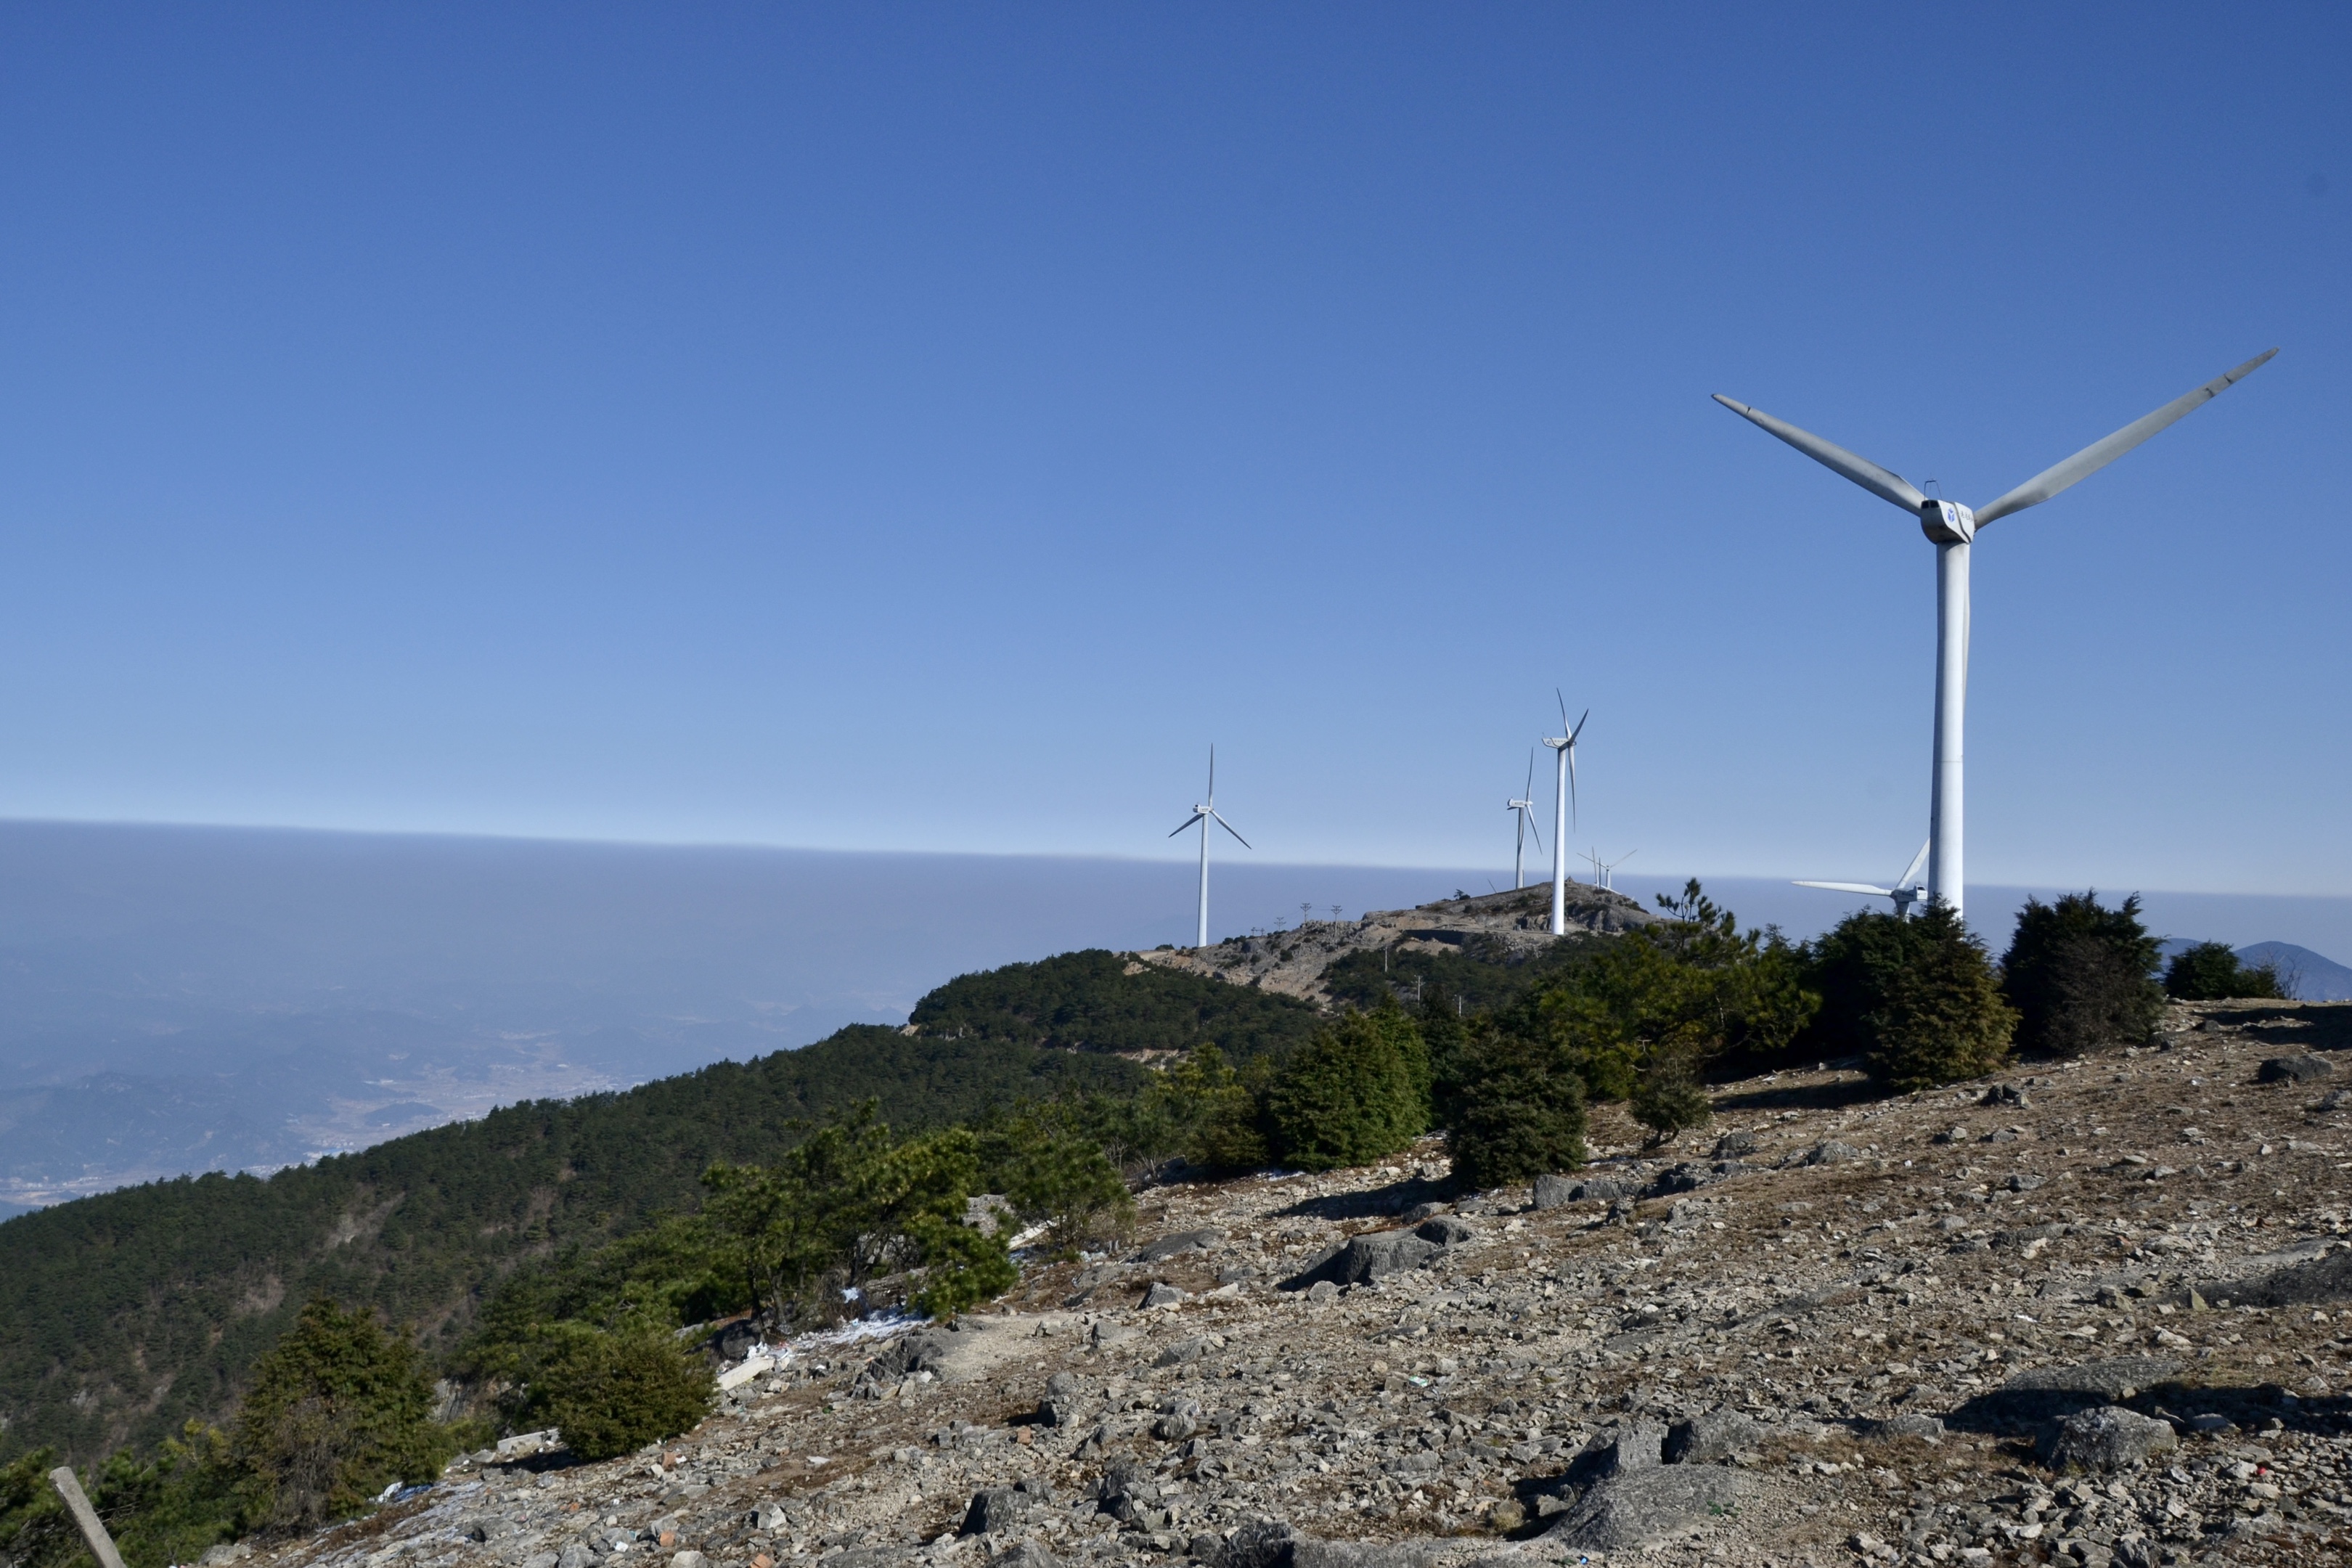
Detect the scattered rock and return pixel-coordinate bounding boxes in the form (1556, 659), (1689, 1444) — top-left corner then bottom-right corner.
(2260, 1055), (2334, 1084)
(1153, 1336), (1209, 1368)
(1711, 1130), (1760, 1158)
(1141, 1282), (1189, 1308)
(1530, 1174), (1577, 1210)
(1804, 1140), (1863, 1166)
(2038, 1405), (2178, 1471)
(1981, 1084), (2030, 1108)
(2004, 1172), (2046, 1192)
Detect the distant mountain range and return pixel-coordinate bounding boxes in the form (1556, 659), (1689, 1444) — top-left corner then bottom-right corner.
(2234, 941), (2352, 1000)
(2151, 937), (2352, 1000)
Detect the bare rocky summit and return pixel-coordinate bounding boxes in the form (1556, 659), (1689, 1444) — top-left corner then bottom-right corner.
(1133, 884), (1654, 1005)
(225, 997), (2352, 1568)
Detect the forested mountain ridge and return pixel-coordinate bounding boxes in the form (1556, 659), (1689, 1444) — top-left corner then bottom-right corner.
(906, 948), (1322, 1058)
(0, 1024), (1145, 1467)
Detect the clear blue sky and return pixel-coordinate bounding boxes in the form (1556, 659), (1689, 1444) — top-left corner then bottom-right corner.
(0, 4), (2343, 896)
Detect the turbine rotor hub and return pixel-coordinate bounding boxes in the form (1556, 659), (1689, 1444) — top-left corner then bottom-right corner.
(1919, 499), (1977, 544)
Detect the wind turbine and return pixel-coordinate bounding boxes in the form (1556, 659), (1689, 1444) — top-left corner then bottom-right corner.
(1714, 349), (2275, 921)
(1169, 746), (1249, 949)
(1796, 841), (1929, 920)
(1540, 693), (1589, 936)
(1584, 847), (1637, 892)
(1506, 750), (1545, 890)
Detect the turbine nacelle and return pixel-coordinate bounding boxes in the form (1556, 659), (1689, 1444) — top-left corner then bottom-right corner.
(1919, 499), (1975, 545)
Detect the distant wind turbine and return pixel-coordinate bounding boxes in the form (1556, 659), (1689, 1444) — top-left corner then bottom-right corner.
(1169, 747), (1249, 949)
(1714, 348), (2275, 920)
(1795, 841), (1930, 920)
(1540, 693), (1589, 936)
(1506, 750), (1545, 890)
(1583, 847), (1637, 892)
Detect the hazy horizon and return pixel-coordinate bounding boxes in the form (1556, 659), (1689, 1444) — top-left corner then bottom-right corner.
(3, 816), (2344, 1218)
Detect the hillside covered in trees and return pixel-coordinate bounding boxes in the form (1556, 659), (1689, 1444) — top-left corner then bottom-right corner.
(0, 1024), (1146, 1467)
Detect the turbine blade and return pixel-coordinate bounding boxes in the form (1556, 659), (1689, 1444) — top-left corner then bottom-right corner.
(1568, 708), (1590, 746)
(1712, 394), (1927, 513)
(1794, 881), (1896, 896)
(1898, 839), (1930, 889)
(1972, 348), (2278, 526)
(1526, 814), (1542, 856)
(1556, 687), (1569, 733)
(1211, 809), (1251, 849)
(1525, 748), (1535, 797)
(1169, 812), (1206, 837)
(1206, 745), (1216, 806)
(1568, 748), (1578, 831)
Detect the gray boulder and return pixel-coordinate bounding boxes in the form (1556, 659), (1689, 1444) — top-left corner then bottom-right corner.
(2002, 1357), (2180, 1402)
(987, 1545), (1061, 1568)
(1664, 1408), (1761, 1463)
(1154, 1336), (1209, 1368)
(1135, 1229), (1225, 1262)
(961, 1488), (1032, 1536)
(1530, 1174), (1577, 1209)
(1210, 1520), (1299, 1568)
(1291, 1543), (1447, 1568)
(1602, 1420), (1667, 1474)
(1865, 1413), (1945, 1443)
(1141, 1282), (1189, 1308)
(1546, 1466), (1744, 1551)
(2038, 1406), (2177, 1472)
(1281, 1220), (1470, 1291)
(1201, 1524), (1441, 1568)
(1805, 1140), (1863, 1166)
(2260, 1055), (2333, 1084)
(557, 1545), (593, 1568)
(1711, 1130), (1760, 1158)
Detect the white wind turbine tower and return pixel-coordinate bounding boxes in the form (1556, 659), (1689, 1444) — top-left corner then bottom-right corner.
(1795, 841), (1930, 920)
(1540, 693), (1589, 936)
(1169, 746), (1249, 949)
(1715, 349), (2275, 921)
(1506, 750), (1545, 890)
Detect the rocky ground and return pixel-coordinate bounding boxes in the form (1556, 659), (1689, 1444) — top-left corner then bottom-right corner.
(232, 997), (2352, 1568)
(1135, 885), (1654, 1005)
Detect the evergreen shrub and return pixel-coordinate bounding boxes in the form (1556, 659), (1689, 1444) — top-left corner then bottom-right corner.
(2001, 892), (2165, 1055)
(2163, 941), (2286, 1001)
(1629, 1046), (1712, 1145)
(230, 1299), (452, 1529)
(1263, 1008), (1429, 1171)
(1444, 1027), (1588, 1188)
(1805, 905), (2017, 1090)
(521, 1326), (712, 1462)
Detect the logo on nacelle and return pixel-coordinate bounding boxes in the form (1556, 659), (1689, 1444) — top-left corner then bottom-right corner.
(1919, 499), (1976, 544)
